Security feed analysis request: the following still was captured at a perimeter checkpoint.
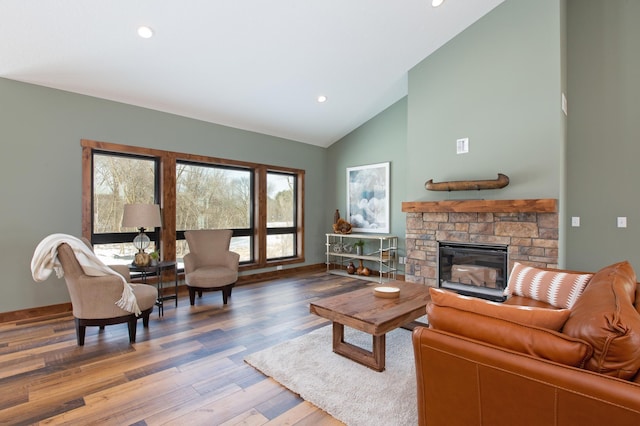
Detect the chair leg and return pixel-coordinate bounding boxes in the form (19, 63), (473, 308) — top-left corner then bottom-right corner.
(75, 318), (86, 346)
(127, 317), (137, 343)
(189, 287), (197, 305)
(222, 285), (232, 304)
(198, 290), (203, 298)
(142, 311), (150, 328)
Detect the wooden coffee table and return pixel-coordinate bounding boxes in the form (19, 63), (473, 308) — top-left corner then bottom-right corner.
(309, 280), (430, 371)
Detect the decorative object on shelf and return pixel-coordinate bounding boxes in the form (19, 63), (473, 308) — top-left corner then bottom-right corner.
(134, 252), (151, 267)
(334, 209), (340, 224)
(354, 239), (365, 256)
(346, 262), (356, 275)
(425, 173), (510, 191)
(122, 203), (162, 267)
(347, 162), (390, 233)
(331, 242), (352, 254)
(373, 286), (400, 298)
(333, 218), (353, 234)
(149, 250), (160, 266)
(357, 260), (365, 275)
(361, 266), (371, 276)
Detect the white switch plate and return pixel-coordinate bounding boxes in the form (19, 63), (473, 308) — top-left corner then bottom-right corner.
(456, 138), (469, 154)
(617, 217), (627, 228)
(571, 216), (580, 227)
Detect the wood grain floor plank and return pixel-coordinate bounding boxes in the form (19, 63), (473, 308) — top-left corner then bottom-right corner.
(264, 401), (325, 425)
(164, 379), (285, 425)
(142, 381), (244, 425)
(219, 408), (270, 426)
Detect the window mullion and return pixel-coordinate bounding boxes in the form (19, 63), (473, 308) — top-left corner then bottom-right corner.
(256, 166), (268, 266)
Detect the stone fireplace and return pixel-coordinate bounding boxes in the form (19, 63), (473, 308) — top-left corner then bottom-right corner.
(402, 199), (558, 287)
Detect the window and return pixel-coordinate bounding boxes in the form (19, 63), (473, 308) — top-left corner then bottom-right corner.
(82, 139), (305, 273)
(176, 161), (253, 263)
(266, 171), (297, 260)
(91, 151), (159, 265)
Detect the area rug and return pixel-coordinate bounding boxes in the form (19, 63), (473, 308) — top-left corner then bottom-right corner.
(244, 325), (417, 426)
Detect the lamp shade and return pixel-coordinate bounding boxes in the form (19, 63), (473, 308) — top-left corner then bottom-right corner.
(122, 204), (162, 229)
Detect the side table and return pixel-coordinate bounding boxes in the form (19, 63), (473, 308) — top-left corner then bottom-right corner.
(128, 261), (178, 317)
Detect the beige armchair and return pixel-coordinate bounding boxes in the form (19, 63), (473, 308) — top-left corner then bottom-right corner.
(57, 243), (157, 345)
(184, 229), (240, 306)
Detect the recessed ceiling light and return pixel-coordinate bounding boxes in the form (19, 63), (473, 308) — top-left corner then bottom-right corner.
(137, 26), (154, 39)
(317, 95), (327, 103)
(432, 0), (445, 7)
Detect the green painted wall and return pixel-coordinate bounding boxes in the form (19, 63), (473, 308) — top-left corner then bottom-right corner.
(407, 0), (565, 205)
(566, 0), (640, 271)
(326, 98), (408, 268)
(0, 77), (327, 313)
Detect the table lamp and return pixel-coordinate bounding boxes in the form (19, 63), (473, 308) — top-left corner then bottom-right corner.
(122, 203), (162, 266)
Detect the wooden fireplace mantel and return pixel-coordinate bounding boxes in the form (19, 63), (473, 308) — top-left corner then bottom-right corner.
(401, 198), (557, 213)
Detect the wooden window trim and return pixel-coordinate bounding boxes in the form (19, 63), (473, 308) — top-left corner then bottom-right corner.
(81, 139), (305, 271)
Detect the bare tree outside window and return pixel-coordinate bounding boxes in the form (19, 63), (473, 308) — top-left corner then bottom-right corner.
(92, 153), (158, 264)
(267, 172), (296, 259)
(176, 163), (252, 262)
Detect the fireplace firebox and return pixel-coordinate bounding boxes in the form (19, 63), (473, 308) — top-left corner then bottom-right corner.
(437, 241), (508, 302)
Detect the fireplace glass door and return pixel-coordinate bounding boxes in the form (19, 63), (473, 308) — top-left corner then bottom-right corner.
(437, 241), (508, 302)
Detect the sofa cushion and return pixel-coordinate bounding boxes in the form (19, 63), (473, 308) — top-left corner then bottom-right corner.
(427, 303), (593, 367)
(429, 287), (571, 331)
(505, 262), (592, 309)
(563, 260), (640, 380)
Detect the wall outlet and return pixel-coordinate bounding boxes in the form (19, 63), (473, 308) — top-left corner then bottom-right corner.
(617, 217), (627, 228)
(571, 216), (580, 227)
(398, 256), (406, 264)
(456, 138), (469, 154)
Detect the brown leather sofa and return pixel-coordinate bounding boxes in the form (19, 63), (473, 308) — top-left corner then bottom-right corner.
(412, 260), (640, 426)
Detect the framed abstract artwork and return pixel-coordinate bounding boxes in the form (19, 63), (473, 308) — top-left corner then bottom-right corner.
(346, 162), (390, 233)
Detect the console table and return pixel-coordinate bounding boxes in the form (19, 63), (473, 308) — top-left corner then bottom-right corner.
(325, 233), (398, 283)
(128, 261), (178, 316)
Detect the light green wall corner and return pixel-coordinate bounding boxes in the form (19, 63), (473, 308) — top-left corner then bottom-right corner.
(327, 0), (568, 268)
(566, 0), (640, 271)
(326, 98), (408, 263)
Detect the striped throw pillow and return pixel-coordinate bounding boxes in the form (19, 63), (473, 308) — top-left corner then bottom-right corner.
(506, 262), (593, 309)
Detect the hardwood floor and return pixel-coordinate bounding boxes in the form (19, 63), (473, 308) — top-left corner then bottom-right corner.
(0, 271), (373, 426)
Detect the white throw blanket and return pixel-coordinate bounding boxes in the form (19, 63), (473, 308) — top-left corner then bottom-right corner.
(31, 233), (141, 316)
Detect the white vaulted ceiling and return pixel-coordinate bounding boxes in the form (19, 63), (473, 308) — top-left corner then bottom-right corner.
(0, 0), (504, 147)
